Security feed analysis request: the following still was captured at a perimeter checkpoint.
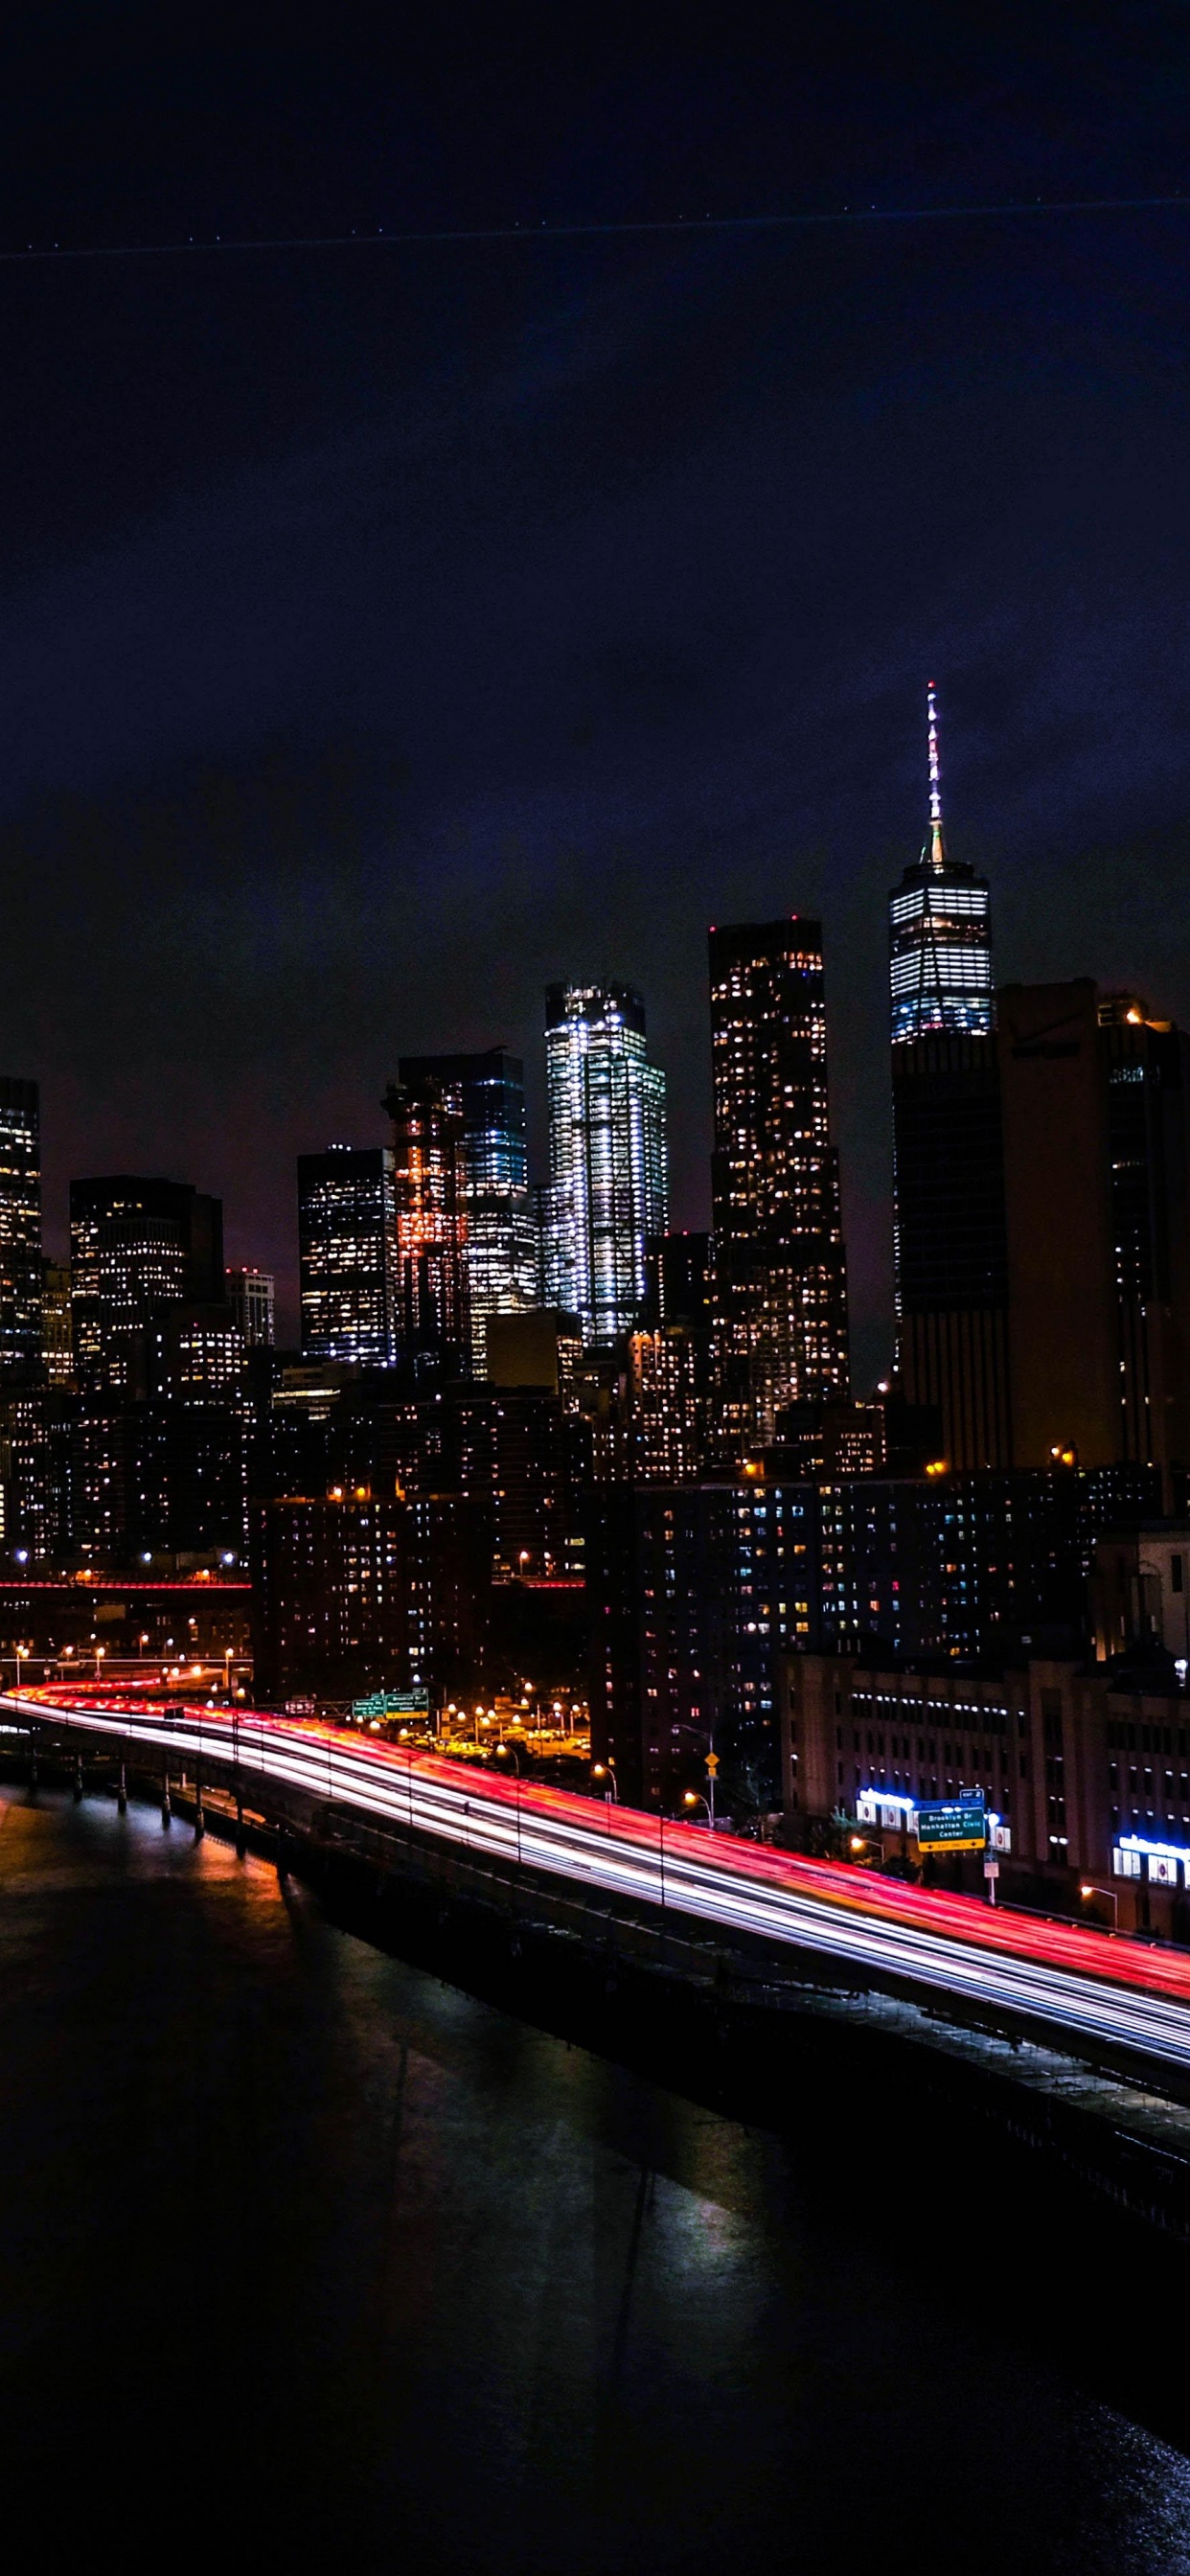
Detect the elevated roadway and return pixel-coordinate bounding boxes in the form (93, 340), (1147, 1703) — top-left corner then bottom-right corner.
(9, 1683), (1190, 2080)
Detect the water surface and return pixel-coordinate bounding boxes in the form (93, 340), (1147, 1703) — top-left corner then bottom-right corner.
(0, 1787), (1186, 2574)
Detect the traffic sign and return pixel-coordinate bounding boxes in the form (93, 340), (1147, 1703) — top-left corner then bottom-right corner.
(705, 1752), (720, 1776)
(352, 1690), (429, 1720)
(916, 1794), (987, 1853)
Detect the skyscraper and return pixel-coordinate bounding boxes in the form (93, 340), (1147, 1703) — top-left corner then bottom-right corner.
(70, 1175), (223, 1395)
(0, 1079), (42, 1381)
(888, 684), (994, 1043)
(542, 984), (667, 1346)
(708, 919), (849, 1451)
(41, 1257), (73, 1386)
(890, 691), (1009, 1467)
(298, 1146), (398, 1368)
(386, 1050), (537, 1374)
(227, 1265), (275, 1347)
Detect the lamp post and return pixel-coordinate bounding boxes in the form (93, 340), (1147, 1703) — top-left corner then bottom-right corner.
(592, 1760), (617, 1803)
(683, 1791), (712, 1828)
(1080, 1879), (1120, 1932)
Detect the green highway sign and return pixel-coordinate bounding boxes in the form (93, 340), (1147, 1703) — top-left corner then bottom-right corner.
(352, 1690), (429, 1720)
(915, 1795), (987, 1854)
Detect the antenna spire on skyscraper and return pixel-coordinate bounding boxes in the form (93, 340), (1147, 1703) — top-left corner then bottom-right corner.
(927, 679), (946, 870)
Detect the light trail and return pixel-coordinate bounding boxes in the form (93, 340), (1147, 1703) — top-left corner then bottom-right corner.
(10, 1685), (1190, 2075)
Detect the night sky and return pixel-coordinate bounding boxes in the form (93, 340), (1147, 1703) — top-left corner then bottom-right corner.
(3, 8), (1190, 1374)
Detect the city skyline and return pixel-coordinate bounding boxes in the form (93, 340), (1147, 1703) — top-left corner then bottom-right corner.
(6, 23), (1190, 2565)
(3, 15), (1189, 1392)
(11, 688), (1174, 1393)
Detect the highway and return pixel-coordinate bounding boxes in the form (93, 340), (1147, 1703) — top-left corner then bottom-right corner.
(9, 1683), (1190, 2074)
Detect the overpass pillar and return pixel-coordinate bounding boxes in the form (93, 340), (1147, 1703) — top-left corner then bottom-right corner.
(117, 1760), (127, 1816)
(161, 1764), (172, 1828)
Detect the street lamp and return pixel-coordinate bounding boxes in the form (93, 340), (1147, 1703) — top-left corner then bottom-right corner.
(1080, 1879), (1120, 1932)
(683, 1791), (712, 1827)
(592, 1761), (618, 1803)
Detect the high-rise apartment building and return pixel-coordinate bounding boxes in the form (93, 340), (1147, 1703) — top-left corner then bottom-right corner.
(227, 1265), (275, 1347)
(297, 1146), (398, 1368)
(70, 1176), (224, 1395)
(0, 1079), (42, 1381)
(890, 691), (1008, 1467)
(251, 1489), (490, 1703)
(708, 919), (849, 1451)
(542, 984), (667, 1346)
(385, 1050), (537, 1374)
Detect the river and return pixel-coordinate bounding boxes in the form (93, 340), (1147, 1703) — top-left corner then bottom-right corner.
(0, 1784), (1187, 2574)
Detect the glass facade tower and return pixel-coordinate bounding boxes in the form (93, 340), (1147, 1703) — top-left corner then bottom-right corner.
(298, 1147), (398, 1368)
(543, 984), (668, 1346)
(888, 685), (994, 1043)
(386, 1050), (537, 1374)
(70, 1175), (224, 1396)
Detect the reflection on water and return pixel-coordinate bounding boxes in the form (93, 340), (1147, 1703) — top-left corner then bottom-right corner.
(0, 1786), (1187, 2575)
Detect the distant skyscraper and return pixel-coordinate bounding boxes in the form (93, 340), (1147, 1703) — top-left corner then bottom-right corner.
(386, 1050), (537, 1374)
(0, 1078), (42, 1381)
(708, 919), (849, 1451)
(543, 984), (667, 1346)
(41, 1257), (73, 1387)
(70, 1176), (223, 1395)
(888, 685), (994, 1043)
(889, 692), (1007, 1467)
(227, 1265), (275, 1348)
(298, 1147), (398, 1368)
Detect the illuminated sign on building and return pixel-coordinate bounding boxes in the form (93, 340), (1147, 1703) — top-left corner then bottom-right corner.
(1113, 1834), (1190, 1886)
(856, 1787), (916, 1831)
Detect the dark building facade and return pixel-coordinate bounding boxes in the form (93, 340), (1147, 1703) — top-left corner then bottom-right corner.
(585, 1479), (812, 1807)
(0, 1079), (42, 1382)
(70, 1176), (224, 1396)
(709, 918), (849, 1456)
(1000, 981), (1190, 1488)
(251, 1489), (489, 1704)
(892, 1034), (1010, 1468)
(298, 1146), (399, 1368)
(782, 1650), (1190, 1936)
